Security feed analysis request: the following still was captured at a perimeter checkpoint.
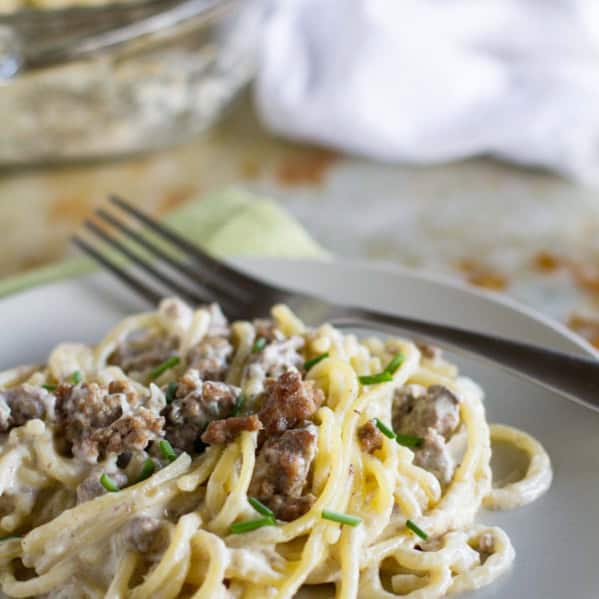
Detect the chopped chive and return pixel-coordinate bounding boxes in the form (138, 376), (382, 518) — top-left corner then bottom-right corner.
(304, 352), (329, 371)
(374, 418), (396, 440)
(100, 473), (120, 492)
(252, 337), (267, 353)
(149, 356), (180, 380)
(358, 371), (393, 385)
(395, 434), (424, 448)
(232, 393), (246, 417)
(321, 510), (361, 527)
(406, 519), (428, 540)
(159, 439), (177, 462)
(165, 382), (178, 404)
(248, 497), (275, 519)
(384, 353), (404, 375)
(42, 384), (57, 392)
(358, 353), (404, 386)
(138, 458), (155, 482)
(230, 517), (275, 534)
(71, 370), (82, 384)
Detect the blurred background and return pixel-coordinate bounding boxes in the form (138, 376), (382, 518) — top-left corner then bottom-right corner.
(0, 0), (598, 347)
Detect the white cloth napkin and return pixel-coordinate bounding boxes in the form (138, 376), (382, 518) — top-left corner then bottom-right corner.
(255, 0), (599, 184)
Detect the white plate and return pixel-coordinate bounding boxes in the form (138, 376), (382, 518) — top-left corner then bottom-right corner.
(0, 258), (597, 599)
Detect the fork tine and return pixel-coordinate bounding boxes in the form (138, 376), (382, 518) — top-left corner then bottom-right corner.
(109, 195), (264, 297)
(83, 220), (213, 307)
(72, 235), (164, 306)
(95, 207), (244, 309)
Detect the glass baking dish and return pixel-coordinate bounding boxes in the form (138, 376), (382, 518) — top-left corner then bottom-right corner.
(0, 0), (263, 165)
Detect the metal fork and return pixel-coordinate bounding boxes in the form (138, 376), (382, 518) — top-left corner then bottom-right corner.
(73, 195), (599, 411)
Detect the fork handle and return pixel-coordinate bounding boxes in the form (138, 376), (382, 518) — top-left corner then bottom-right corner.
(330, 308), (599, 411)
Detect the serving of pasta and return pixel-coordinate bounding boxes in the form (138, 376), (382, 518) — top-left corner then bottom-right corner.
(0, 297), (552, 598)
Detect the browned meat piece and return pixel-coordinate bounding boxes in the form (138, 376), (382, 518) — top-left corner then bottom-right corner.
(248, 424), (318, 521)
(187, 335), (233, 381)
(392, 384), (459, 440)
(56, 383), (124, 441)
(108, 328), (178, 379)
(392, 385), (460, 485)
(201, 415), (262, 445)
(78, 409), (163, 463)
(358, 420), (384, 454)
(57, 382), (164, 463)
(258, 371), (324, 436)
(0, 384), (55, 433)
(243, 337), (305, 387)
(124, 517), (169, 555)
(414, 428), (455, 485)
(163, 371), (239, 453)
(253, 319), (284, 342)
(76, 471), (128, 503)
(267, 494), (316, 522)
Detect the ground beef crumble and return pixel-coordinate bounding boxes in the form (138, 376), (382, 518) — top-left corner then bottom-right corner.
(123, 517), (169, 555)
(413, 428), (455, 484)
(187, 335), (233, 381)
(108, 329), (178, 379)
(392, 384), (460, 484)
(358, 419), (384, 454)
(258, 370), (324, 436)
(163, 369), (239, 453)
(0, 384), (55, 433)
(393, 384), (460, 439)
(56, 380), (164, 463)
(248, 424), (318, 521)
(253, 319), (285, 342)
(201, 414), (262, 445)
(243, 336), (305, 392)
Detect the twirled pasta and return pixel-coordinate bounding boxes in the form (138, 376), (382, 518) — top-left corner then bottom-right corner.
(0, 299), (551, 598)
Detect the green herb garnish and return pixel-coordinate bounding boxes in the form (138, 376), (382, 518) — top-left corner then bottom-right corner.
(138, 458), (155, 482)
(384, 353), (404, 375)
(42, 384), (57, 392)
(149, 356), (180, 381)
(304, 352), (329, 371)
(71, 370), (82, 384)
(248, 497), (275, 519)
(358, 371), (393, 385)
(230, 517), (275, 534)
(252, 337), (267, 353)
(358, 352), (404, 385)
(321, 510), (361, 527)
(406, 519), (428, 540)
(159, 439), (177, 462)
(100, 473), (120, 492)
(232, 393), (246, 417)
(395, 434), (423, 448)
(165, 382), (178, 404)
(0, 535), (21, 542)
(374, 418), (396, 440)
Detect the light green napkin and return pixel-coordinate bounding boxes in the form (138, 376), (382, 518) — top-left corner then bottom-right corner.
(0, 188), (326, 299)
